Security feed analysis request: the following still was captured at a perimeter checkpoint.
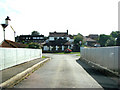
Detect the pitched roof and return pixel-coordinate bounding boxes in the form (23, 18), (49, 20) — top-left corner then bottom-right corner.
(0, 40), (28, 48)
(88, 34), (98, 36)
(64, 41), (71, 45)
(68, 34), (74, 39)
(19, 35), (44, 37)
(44, 40), (72, 46)
(49, 31), (68, 37)
(83, 37), (96, 42)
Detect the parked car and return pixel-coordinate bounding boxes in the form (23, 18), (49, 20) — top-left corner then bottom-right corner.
(64, 48), (72, 53)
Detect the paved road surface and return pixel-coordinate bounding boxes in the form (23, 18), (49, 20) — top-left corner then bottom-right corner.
(14, 54), (118, 88)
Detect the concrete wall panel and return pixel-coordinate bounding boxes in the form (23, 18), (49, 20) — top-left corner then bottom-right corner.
(81, 46), (119, 72)
(0, 48), (42, 70)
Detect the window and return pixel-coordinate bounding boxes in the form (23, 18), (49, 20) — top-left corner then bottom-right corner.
(40, 37), (44, 39)
(37, 37), (39, 39)
(33, 37), (37, 39)
(49, 37), (54, 41)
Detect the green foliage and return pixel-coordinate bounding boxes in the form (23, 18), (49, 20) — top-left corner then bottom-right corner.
(98, 34), (111, 47)
(116, 32), (120, 46)
(31, 31), (40, 35)
(105, 37), (116, 46)
(42, 56), (46, 58)
(99, 31), (120, 47)
(27, 42), (41, 49)
(74, 33), (83, 45)
(110, 31), (120, 38)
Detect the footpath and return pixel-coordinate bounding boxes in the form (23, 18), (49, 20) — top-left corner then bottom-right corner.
(0, 57), (50, 88)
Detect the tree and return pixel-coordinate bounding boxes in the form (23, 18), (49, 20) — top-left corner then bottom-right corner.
(116, 32), (120, 46)
(73, 33), (83, 51)
(98, 34), (111, 47)
(110, 31), (120, 38)
(31, 31), (40, 35)
(105, 37), (116, 46)
(27, 42), (41, 49)
(74, 33), (83, 45)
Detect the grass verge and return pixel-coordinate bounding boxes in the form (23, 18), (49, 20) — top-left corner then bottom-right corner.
(42, 56), (46, 58)
(54, 52), (80, 56)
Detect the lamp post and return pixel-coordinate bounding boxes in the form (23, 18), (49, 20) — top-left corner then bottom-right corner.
(1, 16), (11, 40)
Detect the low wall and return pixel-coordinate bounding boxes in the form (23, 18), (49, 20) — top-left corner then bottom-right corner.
(0, 48), (42, 70)
(81, 46), (120, 73)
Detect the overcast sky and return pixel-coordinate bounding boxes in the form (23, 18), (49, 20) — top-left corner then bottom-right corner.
(0, 0), (119, 36)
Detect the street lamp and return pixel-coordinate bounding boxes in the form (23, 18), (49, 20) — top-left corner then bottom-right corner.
(1, 16), (11, 40)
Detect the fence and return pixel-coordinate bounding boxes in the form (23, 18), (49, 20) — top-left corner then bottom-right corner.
(0, 48), (42, 70)
(81, 46), (120, 73)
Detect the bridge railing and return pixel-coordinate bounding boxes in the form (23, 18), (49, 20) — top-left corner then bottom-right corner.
(81, 46), (120, 73)
(0, 48), (42, 70)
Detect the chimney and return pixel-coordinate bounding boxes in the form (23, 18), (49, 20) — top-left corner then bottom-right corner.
(67, 30), (68, 35)
(5, 16), (11, 25)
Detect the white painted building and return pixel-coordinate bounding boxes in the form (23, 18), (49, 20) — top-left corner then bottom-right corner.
(0, 24), (15, 44)
(43, 30), (74, 52)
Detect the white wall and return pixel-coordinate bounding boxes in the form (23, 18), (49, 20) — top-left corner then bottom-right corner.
(0, 25), (15, 44)
(69, 39), (74, 43)
(81, 46), (119, 72)
(43, 46), (49, 51)
(0, 48), (42, 70)
(0, 25), (4, 44)
(66, 37), (70, 40)
(62, 46), (64, 51)
(56, 46), (58, 51)
(5, 26), (15, 41)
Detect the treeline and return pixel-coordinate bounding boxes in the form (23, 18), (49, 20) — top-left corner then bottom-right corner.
(73, 31), (120, 47)
(98, 31), (120, 47)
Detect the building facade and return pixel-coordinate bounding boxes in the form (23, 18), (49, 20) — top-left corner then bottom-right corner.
(0, 18), (15, 44)
(15, 35), (45, 44)
(83, 36), (97, 47)
(43, 30), (74, 52)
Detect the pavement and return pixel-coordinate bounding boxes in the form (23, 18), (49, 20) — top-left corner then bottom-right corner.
(0, 53), (119, 89)
(14, 53), (119, 89)
(0, 57), (50, 88)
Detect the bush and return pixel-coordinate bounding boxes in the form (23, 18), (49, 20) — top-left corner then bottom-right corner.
(27, 42), (41, 49)
(105, 37), (116, 46)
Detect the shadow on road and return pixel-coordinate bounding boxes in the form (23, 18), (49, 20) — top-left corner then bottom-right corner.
(76, 59), (119, 90)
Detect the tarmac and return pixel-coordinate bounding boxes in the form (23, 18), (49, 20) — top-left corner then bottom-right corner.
(0, 57), (50, 88)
